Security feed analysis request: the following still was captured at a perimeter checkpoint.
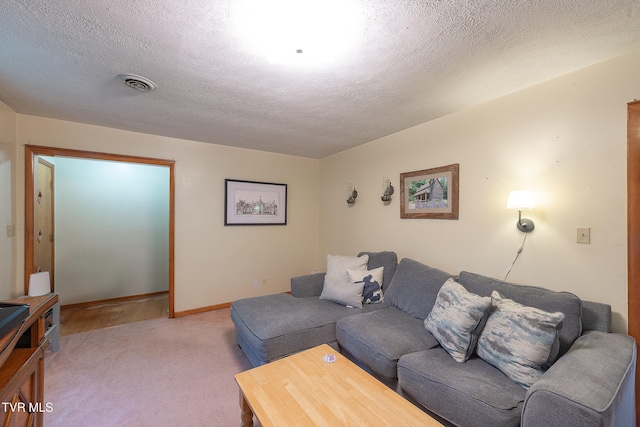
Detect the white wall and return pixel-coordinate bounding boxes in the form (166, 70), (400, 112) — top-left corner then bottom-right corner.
(0, 101), (17, 299)
(319, 48), (640, 333)
(15, 118), (320, 312)
(6, 49), (639, 327)
(43, 156), (170, 305)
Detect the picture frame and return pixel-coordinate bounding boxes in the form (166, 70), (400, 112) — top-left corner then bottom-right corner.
(400, 163), (459, 219)
(224, 179), (287, 225)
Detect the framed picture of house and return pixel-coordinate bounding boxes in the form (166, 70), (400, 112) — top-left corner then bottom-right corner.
(224, 179), (287, 225)
(400, 164), (459, 219)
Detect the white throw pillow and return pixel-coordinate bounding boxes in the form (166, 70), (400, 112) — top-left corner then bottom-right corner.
(319, 254), (369, 307)
(319, 280), (365, 308)
(347, 267), (384, 304)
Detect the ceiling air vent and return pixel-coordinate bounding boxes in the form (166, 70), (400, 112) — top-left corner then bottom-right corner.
(117, 73), (157, 92)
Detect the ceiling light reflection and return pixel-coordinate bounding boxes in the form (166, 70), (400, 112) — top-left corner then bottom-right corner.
(234, 0), (363, 65)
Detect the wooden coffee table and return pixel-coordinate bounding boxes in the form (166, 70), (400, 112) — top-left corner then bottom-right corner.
(234, 344), (443, 426)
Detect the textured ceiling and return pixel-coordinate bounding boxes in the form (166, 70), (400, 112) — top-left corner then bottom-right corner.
(1, 0), (640, 159)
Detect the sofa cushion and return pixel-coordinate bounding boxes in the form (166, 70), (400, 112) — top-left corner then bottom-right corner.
(336, 306), (440, 380)
(398, 348), (525, 427)
(384, 258), (454, 320)
(476, 291), (565, 388)
(424, 278), (492, 362)
(231, 293), (385, 366)
(459, 271), (582, 360)
(347, 267), (384, 304)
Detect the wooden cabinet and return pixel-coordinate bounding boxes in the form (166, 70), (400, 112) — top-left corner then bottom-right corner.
(0, 294), (58, 427)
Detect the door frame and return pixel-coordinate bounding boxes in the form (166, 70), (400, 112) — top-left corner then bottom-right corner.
(627, 100), (640, 424)
(24, 145), (176, 318)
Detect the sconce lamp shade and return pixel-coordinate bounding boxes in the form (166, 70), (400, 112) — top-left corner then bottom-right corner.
(507, 190), (535, 232)
(506, 190), (535, 211)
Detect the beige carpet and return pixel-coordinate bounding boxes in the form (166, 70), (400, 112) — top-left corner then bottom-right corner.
(44, 307), (254, 427)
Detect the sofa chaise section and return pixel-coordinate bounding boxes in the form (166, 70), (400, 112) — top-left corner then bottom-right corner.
(231, 251), (398, 367)
(231, 294), (384, 366)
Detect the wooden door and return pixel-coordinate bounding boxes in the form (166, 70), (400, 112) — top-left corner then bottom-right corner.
(33, 157), (54, 292)
(627, 100), (640, 425)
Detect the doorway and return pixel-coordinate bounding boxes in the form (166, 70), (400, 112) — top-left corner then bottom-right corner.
(24, 145), (176, 318)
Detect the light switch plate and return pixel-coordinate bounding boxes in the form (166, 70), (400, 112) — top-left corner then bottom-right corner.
(577, 227), (590, 244)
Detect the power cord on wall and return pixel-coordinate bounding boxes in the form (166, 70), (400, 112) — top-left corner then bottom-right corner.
(504, 233), (528, 280)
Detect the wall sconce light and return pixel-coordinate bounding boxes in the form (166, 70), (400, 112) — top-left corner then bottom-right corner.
(506, 190), (535, 232)
(381, 177), (394, 203)
(347, 183), (358, 205)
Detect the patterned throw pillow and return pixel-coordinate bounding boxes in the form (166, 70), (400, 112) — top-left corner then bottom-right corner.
(347, 267), (384, 304)
(476, 291), (565, 389)
(424, 278), (492, 362)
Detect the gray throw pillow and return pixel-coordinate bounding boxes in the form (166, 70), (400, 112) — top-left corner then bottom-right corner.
(476, 291), (565, 388)
(424, 278), (492, 362)
(458, 271), (581, 362)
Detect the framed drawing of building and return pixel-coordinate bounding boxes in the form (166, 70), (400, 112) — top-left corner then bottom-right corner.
(400, 164), (459, 219)
(224, 179), (287, 225)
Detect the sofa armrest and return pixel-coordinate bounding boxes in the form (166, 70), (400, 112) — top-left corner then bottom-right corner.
(522, 331), (636, 427)
(290, 272), (325, 298)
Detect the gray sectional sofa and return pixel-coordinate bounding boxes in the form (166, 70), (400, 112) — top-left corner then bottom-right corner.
(230, 251), (636, 427)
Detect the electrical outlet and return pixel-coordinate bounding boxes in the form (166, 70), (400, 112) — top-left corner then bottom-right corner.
(577, 227), (590, 244)
(5, 225), (15, 238)
(253, 279), (260, 288)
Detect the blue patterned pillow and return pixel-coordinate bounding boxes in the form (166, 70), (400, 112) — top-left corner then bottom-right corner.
(476, 291), (565, 389)
(347, 267), (384, 304)
(424, 278), (492, 362)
